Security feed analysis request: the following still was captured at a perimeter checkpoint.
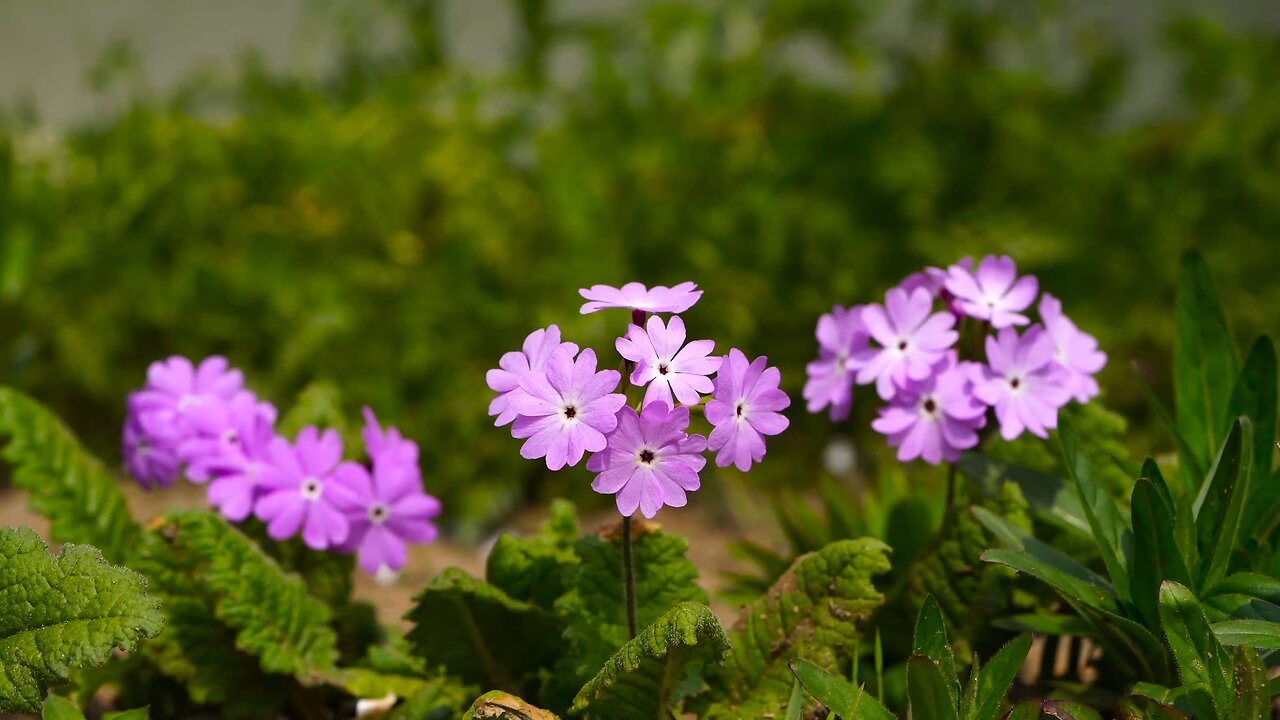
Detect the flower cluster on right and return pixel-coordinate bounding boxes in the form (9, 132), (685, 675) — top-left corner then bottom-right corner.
(803, 255), (1107, 464)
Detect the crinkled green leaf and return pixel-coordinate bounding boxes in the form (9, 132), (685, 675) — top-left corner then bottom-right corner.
(485, 499), (578, 609)
(0, 527), (163, 713)
(464, 691), (560, 719)
(698, 538), (891, 720)
(0, 387), (140, 562)
(1159, 581), (1232, 720)
(571, 602), (728, 719)
(1175, 248), (1239, 476)
(405, 567), (562, 691)
(789, 659), (894, 720)
(555, 521), (706, 688)
(390, 679), (474, 720)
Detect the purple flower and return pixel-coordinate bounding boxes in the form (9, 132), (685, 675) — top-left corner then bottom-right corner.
(122, 415), (181, 490)
(803, 305), (867, 421)
(616, 315), (721, 408)
(1039, 293), (1107, 403)
(851, 287), (958, 400)
(589, 403), (707, 519)
(334, 410), (441, 574)
(579, 281), (703, 314)
(510, 348), (627, 470)
(706, 349), (791, 471)
(487, 325), (579, 427)
(871, 354), (987, 464)
(974, 326), (1072, 440)
(254, 427), (364, 549)
(178, 394), (277, 483)
(944, 255), (1038, 328)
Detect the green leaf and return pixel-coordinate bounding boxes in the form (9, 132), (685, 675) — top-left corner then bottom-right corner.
(278, 381), (356, 451)
(464, 691), (560, 719)
(571, 602), (728, 719)
(1210, 619), (1280, 649)
(912, 597), (958, 709)
(1174, 249), (1239, 473)
(485, 499), (579, 609)
(957, 454), (1089, 535)
(1131, 479), (1192, 628)
(970, 635), (1032, 720)
(102, 709), (149, 720)
(1227, 338), (1277, 503)
(1230, 645), (1268, 720)
(1134, 366), (1203, 497)
(1116, 695), (1186, 720)
(555, 521), (706, 692)
(1060, 413), (1132, 601)
(908, 656), (959, 720)
(698, 539), (891, 719)
(0, 527), (164, 714)
(1195, 419), (1251, 589)
(790, 659), (895, 720)
(991, 614), (1096, 638)
(1173, 494), (1200, 580)
(0, 387), (140, 563)
(784, 679), (804, 720)
(1158, 581), (1233, 720)
(1007, 700), (1044, 720)
(1042, 699), (1103, 720)
(405, 567), (562, 691)
(156, 511), (339, 679)
(389, 680), (475, 720)
(979, 549), (1117, 612)
(41, 695), (86, 720)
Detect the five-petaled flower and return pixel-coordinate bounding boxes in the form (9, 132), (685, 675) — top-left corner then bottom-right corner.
(589, 403), (707, 518)
(1039, 293), (1107, 403)
(944, 255), (1039, 329)
(973, 326), (1072, 440)
(616, 315), (720, 409)
(706, 349), (791, 472)
(255, 427), (364, 550)
(803, 304), (867, 421)
(871, 353), (987, 463)
(851, 287), (958, 400)
(487, 325), (579, 427)
(511, 348), (628, 470)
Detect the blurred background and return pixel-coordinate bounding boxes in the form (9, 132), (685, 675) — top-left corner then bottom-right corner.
(1, 0), (1278, 568)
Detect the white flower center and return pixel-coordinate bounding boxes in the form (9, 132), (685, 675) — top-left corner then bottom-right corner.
(177, 394), (201, 411)
(919, 394), (941, 419)
(221, 428), (239, 445)
(1007, 374), (1025, 394)
(300, 477), (324, 501)
(895, 338), (911, 354)
(367, 502), (390, 525)
(636, 447), (658, 466)
(735, 401), (748, 422)
(561, 400), (580, 423)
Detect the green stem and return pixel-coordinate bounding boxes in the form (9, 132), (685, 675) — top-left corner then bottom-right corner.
(622, 514), (639, 639)
(946, 462), (957, 509)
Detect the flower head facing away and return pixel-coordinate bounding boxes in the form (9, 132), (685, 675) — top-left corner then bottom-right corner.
(974, 326), (1072, 440)
(706, 349), (791, 471)
(177, 394), (278, 521)
(255, 427), (363, 550)
(871, 353), (987, 464)
(616, 315), (720, 408)
(578, 281), (703, 314)
(1039, 293), (1107, 403)
(510, 348), (627, 470)
(944, 255), (1039, 329)
(590, 403), (707, 518)
(851, 287), (958, 400)
(803, 304), (867, 421)
(487, 325), (579, 427)
(122, 414), (181, 490)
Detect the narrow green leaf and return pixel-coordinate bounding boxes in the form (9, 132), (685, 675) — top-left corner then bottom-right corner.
(1230, 646), (1268, 720)
(0, 528), (164, 714)
(957, 454), (1089, 534)
(980, 549), (1118, 613)
(991, 614), (1097, 638)
(1210, 619), (1280, 649)
(101, 709), (149, 720)
(1007, 700), (1044, 720)
(784, 680), (804, 720)
(571, 602), (729, 719)
(1173, 494), (1200, 582)
(908, 656), (960, 720)
(790, 659), (895, 720)
(1140, 458), (1176, 516)
(1060, 413), (1132, 599)
(1196, 419), (1251, 589)
(1158, 581), (1233, 719)
(912, 597), (958, 709)
(1227, 338), (1277, 499)
(1117, 696), (1184, 720)
(41, 695), (86, 720)
(1131, 479), (1192, 628)
(1174, 249), (1239, 471)
(970, 634), (1031, 720)
(1134, 365), (1202, 497)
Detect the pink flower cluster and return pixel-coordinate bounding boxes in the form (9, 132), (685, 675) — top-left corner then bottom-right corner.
(804, 256), (1106, 464)
(487, 282), (790, 519)
(123, 357), (440, 577)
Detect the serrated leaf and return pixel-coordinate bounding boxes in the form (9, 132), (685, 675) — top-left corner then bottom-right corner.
(41, 695), (85, 720)
(0, 387), (140, 562)
(485, 499), (578, 609)
(912, 597), (958, 709)
(555, 521), (706, 689)
(0, 528), (164, 713)
(464, 691), (559, 719)
(406, 567), (562, 691)
(571, 602), (728, 719)
(1174, 249), (1239, 474)
(970, 634), (1031, 720)
(1195, 419), (1251, 589)
(1060, 414), (1132, 601)
(908, 656), (959, 720)
(390, 679), (474, 720)
(698, 539), (891, 719)
(789, 659), (895, 720)
(1159, 581), (1233, 720)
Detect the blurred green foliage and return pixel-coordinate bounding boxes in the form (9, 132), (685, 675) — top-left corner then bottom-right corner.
(2, 0), (1279, 532)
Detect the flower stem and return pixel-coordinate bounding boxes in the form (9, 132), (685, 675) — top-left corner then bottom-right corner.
(622, 514), (639, 639)
(946, 462), (957, 508)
